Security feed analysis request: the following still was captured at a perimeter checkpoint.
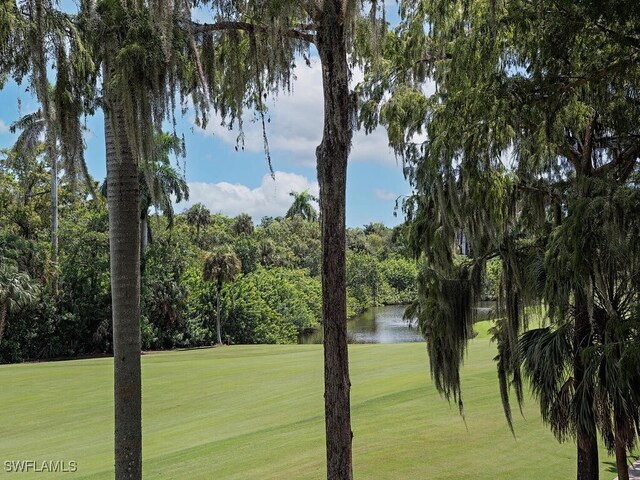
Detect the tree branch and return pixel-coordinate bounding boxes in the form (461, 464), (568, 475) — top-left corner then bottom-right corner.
(555, 144), (582, 172)
(594, 142), (640, 182)
(517, 181), (564, 201)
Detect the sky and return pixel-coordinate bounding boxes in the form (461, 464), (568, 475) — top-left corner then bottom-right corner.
(0, 19), (413, 228)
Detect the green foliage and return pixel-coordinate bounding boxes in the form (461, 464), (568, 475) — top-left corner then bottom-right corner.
(482, 257), (502, 301)
(233, 237), (259, 274)
(347, 251), (383, 313)
(222, 267), (321, 344)
(141, 234), (191, 349)
(380, 254), (417, 304)
(0, 256), (39, 337)
(57, 200), (111, 353)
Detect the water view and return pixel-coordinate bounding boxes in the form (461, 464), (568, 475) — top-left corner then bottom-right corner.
(299, 304), (415, 344)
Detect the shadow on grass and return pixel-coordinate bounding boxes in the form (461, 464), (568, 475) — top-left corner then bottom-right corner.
(603, 461), (617, 474)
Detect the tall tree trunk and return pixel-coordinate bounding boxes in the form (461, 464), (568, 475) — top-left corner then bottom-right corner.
(216, 287), (222, 345)
(104, 60), (142, 480)
(315, 3), (354, 479)
(574, 290), (599, 480)
(34, 0), (58, 295)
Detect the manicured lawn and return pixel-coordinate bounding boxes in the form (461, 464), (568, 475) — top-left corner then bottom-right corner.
(0, 339), (622, 479)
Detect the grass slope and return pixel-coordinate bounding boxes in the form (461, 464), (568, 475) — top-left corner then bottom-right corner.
(0, 339), (621, 479)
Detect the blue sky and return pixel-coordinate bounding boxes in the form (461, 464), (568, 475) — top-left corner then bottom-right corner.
(0, 36), (411, 228)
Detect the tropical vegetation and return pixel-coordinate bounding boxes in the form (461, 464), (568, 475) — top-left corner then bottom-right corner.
(0, 159), (418, 363)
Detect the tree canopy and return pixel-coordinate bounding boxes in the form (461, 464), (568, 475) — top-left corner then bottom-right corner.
(363, 1), (640, 479)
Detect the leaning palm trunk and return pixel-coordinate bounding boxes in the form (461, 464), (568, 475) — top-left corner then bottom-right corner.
(315, 2), (354, 478)
(104, 59), (142, 480)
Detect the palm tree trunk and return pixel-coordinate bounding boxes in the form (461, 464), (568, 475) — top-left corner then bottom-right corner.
(574, 290), (599, 480)
(104, 59), (142, 480)
(216, 287), (222, 345)
(615, 406), (630, 480)
(615, 439), (630, 480)
(315, 3), (353, 479)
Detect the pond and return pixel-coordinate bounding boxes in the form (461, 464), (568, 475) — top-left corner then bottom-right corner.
(299, 301), (497, 344)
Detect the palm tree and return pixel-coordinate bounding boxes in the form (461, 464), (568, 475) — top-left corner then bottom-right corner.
(184, 203), (211, 241)
(9, 107), (92, 294)
(203, 248), (242, 345)
(0, 258), (39, 342)
(139, 134), (189, 252)
(286, 190), (318, 222)
(5, 2), (201, 478)
(259, 239), (277, 267)
(233, 213), (254, 236)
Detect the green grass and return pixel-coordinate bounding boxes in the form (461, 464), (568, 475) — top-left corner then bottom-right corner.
(0, 339), (623, 479)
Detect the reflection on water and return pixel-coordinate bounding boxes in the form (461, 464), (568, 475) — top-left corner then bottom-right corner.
(299, 304), (420, 344)
(348, 304), (423, 344)
(300, 301), (497, 344)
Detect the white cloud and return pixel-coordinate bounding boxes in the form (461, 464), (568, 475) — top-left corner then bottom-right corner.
(179, 170), (318, 219)
(197, 59), (411, 167)
(374, 188), (397, 201)
(351, 128), (400, 165)
(0, 119), (10, 134)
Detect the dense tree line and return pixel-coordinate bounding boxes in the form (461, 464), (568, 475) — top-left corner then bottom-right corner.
(0, 155), (418, 363)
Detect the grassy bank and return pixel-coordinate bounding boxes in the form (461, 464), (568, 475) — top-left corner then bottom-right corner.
(0, 339), (621, 479)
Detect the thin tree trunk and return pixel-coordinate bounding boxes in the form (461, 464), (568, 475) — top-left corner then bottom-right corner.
(0, 303), (6, 343)
(104, 59), (142, 480)
(140, 211), (148, 271)
(315, 2), (354, 479)
(574, 290), (599, 480)
(216, 287), (222, 345)
(50, 141), (58, 295)
(34, 0), (58, 295)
